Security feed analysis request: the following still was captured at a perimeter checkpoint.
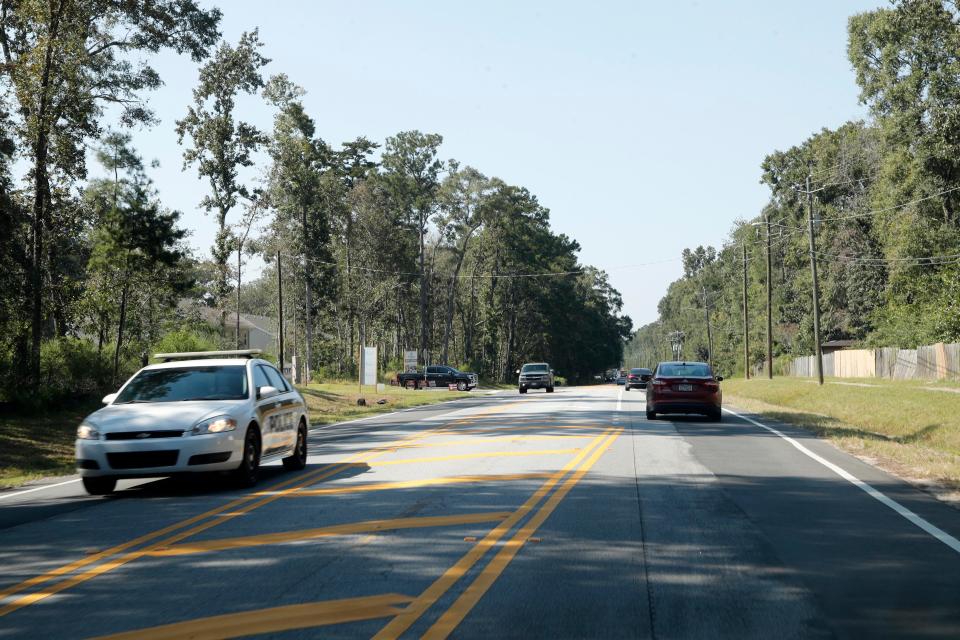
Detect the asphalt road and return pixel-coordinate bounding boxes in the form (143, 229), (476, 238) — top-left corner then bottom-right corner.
(1, 385), (960, 639)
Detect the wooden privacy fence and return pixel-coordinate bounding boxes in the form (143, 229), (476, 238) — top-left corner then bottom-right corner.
(788, 342), (960, 380)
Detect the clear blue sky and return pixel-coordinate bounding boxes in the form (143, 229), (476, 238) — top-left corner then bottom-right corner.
(124, 0), (882, 327)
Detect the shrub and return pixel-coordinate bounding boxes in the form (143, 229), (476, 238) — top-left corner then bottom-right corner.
(151, 328), (220, 357)
(774, 354), (794, 376)
(39, 337), (112, 404)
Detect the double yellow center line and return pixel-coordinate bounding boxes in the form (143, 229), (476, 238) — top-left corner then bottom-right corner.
(374, 426), (623, 639)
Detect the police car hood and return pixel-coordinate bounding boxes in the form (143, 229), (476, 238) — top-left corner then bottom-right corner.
(86, 401), (242, 433)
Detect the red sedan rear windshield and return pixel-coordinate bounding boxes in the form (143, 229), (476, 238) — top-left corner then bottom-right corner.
(658, 363), (711, 377)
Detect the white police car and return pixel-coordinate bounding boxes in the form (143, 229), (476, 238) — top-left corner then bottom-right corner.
(75, 350), (309, 495)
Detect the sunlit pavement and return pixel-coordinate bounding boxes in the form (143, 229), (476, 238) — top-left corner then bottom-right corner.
(1, 386), (960, 639)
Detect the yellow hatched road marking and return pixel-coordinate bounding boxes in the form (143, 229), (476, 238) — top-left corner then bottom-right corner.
(90, 593), (414, 640)
(452, 424), (606, 435)
(0, 401), (524, 617)
(423, 428), (623, 639)
(372, 448), (580, 466)
(387, 434), (591, 450)
(371, 428), (615, 640)
(281, 472), (553, 497)
(149, 511), (513, 557)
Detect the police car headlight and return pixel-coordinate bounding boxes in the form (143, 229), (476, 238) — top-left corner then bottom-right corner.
(192, 415), (237, 435)
(77, 423), (99, 440)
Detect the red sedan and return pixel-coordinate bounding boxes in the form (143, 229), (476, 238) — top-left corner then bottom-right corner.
(645, 361), (723, 421)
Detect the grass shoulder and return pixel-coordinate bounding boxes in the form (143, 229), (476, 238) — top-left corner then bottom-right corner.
(296, 381), (502, 426)
(722, 377), (960, 499)
(0, 401), (98, 490)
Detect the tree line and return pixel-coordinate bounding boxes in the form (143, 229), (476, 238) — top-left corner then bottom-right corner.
(626, 0), (960, 376)
(0, 1), (631, 403)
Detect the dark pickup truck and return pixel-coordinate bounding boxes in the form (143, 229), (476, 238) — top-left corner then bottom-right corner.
(397, 365), (479, 391)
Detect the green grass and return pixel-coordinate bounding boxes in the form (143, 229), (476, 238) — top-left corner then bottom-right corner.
(788, 376), (960, 391)
(297, 382), (487, 425)
(0, 402), (99, 489)
(723, 377), (960, 493)
(0, 383), (499, 490)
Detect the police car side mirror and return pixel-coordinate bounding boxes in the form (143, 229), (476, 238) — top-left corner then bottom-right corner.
(102, 393), (118, 405)
(258, 385), (279, 400)
(515, 369), (520, 375)
(716, 376), (724, 382)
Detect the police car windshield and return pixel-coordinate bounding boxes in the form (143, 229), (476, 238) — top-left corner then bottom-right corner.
(115, 366), (249, 403)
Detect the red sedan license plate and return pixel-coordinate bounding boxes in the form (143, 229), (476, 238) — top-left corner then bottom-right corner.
(677, 384), (693, 392)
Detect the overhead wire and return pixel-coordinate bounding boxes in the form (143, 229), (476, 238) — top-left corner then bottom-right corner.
(279, 252), (685, 280)
(276, 183), (959, 283)
(811, 250), (960, 266)
(817, 185), (960, 221)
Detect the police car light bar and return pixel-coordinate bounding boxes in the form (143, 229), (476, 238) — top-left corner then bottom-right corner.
(154, 350), (263, 362)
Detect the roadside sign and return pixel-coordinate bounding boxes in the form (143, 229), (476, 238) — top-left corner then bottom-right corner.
(403, 350), (417, 373)
(361, 346), (377, 386)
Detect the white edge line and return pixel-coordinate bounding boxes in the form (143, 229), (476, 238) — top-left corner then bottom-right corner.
(723, 406), (960, 555)
(0, 478), (81, 501)
(0, 391), (510, 502)
(616, 387), (623, 411)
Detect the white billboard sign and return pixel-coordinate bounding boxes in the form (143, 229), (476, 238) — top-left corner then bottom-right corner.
(403, 350), (418, 373)
(361, 346), (377, 386)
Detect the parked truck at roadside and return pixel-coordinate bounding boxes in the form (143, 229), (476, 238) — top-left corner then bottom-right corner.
(396, 365), (479, 391)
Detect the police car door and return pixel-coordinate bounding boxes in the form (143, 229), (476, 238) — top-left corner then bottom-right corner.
(253, 364), (285, 456)
(261, 363), (297, 451)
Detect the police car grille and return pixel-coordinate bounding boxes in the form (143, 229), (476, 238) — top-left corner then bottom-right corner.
(105, 430), (184, 440)
(107, 451), (179, 469)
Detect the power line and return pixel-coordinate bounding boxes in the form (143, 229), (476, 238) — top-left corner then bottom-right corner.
(806, 160), (847, 179)
(280, 252), (685, 280)
(812, 250), (960, 266)
(818, 186), (960, 221)
(807, 175), (874, 194)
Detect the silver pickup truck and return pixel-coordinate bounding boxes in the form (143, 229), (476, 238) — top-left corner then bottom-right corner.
(517, 362), (554, 394)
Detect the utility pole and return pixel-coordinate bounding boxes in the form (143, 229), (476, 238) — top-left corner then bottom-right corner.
(742, 241), (750, 379)
(236, 244), (242, 349)
(702, 285), (713, 371)
(277, 251), (284, 372)
(668, 330), (685, 361)
(765, 211), (773, 379)
(806, 166), (824, 385)
(301, 205), (313, 383)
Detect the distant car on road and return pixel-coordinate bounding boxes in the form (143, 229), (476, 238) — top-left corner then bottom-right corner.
(615, 370), (627, 385)
(517, 362), (555, 394)
(645, 361), (723, 421)
(624, 367), (653, 391)
(75, 350), (309, 495)
(396, 365), (478, 391)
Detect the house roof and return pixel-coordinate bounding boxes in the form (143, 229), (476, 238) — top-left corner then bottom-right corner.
(242, 313), (278, 334)
(178, 299), (333, 340)
(822, 339), (857, 349)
